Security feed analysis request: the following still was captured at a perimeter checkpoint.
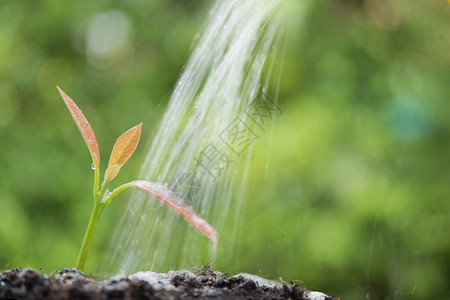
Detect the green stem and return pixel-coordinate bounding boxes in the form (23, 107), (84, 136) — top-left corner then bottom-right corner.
(93, 163), (100, 200)
(76, 179), (133, 271)
(76, 172), (133, 271)
(76, 164), (104, 272)
(102, 182), (134, 206)
(76, 201), (104, 271)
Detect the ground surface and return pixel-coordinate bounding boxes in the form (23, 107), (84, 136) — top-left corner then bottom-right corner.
(0, 268), (335, 300)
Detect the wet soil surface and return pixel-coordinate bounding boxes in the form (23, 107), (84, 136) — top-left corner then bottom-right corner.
(0, 268), (335, 300)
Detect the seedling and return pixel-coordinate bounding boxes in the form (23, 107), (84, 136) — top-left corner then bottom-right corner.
(56, 87), (218, 272)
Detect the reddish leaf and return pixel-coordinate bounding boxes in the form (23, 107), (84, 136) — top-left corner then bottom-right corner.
(130, 180), (218, 243)
(57, 86), (100, 166)
(107, 124), (142, 180)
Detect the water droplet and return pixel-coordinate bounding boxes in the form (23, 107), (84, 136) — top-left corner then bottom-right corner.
(87, 139), (93, 145)
(102, 189), (111, 202)
(91, 163), (95, 170)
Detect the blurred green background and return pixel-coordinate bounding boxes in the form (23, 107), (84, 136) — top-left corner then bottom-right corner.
(0, 0), (449, 299)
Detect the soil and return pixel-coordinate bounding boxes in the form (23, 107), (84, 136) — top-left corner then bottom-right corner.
(0, 267), (336, 300)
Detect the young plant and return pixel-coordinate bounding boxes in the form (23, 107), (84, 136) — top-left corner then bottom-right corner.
(56, 87), (218, 272)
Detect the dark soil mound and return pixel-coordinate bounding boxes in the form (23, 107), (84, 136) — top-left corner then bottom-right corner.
(0, 268), (335, 300)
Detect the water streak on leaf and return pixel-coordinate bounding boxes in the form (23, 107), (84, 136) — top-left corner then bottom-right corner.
(57, 86), (100, 166)
(130, 180), (218, 243)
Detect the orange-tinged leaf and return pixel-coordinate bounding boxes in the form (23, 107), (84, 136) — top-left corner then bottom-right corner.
(57, 86), (100, 166)
(108, 124), (142, 171)
(130, 180), (218, 243)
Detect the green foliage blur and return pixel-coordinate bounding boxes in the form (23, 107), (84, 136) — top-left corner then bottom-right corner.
(0, 0), (449, 299)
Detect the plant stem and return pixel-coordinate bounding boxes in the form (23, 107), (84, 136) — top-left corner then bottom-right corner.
(102, 182), (134, 206)
(76, 200), (104, 271)
(76, 166), (104, 272)
(76, 171), (134, 271)
(93, 163), (100, 200)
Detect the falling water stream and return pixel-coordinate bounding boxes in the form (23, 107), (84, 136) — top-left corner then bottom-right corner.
(99, 0), (285, 275)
